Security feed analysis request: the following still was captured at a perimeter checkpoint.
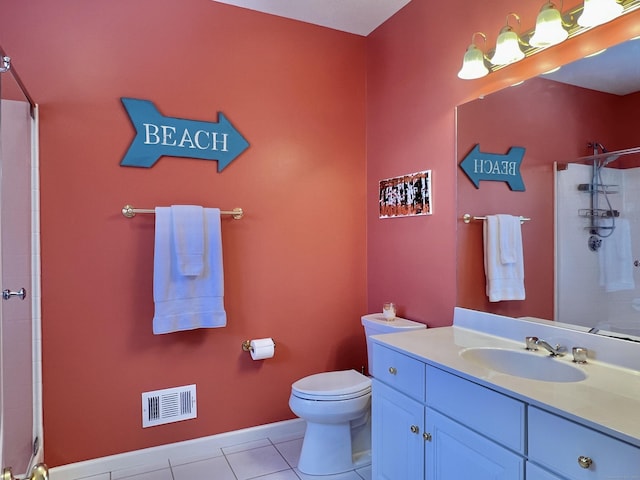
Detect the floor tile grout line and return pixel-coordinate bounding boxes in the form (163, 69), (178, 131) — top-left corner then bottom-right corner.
(220, 451), (240, 480)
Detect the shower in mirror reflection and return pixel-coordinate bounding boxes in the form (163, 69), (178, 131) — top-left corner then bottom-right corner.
(578, 142), (620, 246)
(556, 145), (640, 338)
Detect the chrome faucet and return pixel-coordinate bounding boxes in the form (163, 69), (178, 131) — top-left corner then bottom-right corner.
(534, 338), (567, 357)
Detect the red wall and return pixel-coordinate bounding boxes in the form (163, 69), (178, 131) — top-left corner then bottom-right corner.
(3, 0), (640, 468)
(2, 0), (367, 466)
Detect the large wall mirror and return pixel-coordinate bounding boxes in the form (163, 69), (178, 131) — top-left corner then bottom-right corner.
(456, 34), (640, 341)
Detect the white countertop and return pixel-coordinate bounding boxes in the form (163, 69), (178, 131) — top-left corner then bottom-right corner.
(372, 321), (640, 447)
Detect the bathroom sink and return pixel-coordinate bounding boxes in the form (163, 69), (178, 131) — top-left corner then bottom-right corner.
(460, 347), (587, 383)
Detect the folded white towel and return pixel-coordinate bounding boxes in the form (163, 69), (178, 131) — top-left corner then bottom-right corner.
(483, 215), (525, 302)
(153, 207), (227, 334)
(599, 218), (635, 292)
(497, 214), (518, 264)
(171, 205), (204, 276)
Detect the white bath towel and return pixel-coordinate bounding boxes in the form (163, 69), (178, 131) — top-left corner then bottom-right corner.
(483, 215), (525, 302)
(153, 207), (227, 334)
(599, 218), (635, 293)
(171, 205), (204, 276)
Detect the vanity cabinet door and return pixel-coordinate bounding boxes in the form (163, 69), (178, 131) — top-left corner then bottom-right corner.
(372, 379), (425, 480)
(425, 408), (524, 480)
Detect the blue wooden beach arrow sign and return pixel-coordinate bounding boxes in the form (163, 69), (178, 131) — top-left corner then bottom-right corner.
(459, 144), (526, 191)
(120, 98), (249, 172)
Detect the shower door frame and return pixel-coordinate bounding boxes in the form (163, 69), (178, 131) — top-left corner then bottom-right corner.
(0, 49), (43, 477)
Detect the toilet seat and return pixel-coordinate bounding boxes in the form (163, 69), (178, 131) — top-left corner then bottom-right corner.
(292, 369), (371, 401)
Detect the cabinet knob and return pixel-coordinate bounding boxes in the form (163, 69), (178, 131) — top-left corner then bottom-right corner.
(410, 425), (420, 434)
(388, 367), (397, 375)
(577, 456), (593, 469)
(423, 432), (432, 442)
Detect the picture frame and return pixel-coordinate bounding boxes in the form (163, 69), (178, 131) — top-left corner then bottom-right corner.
(379, 170), (432, 218)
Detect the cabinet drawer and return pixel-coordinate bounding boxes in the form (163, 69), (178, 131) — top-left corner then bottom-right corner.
(427, 366), (525, 454)
(371, 343), (425, 401)
(529, 407), (640, 479)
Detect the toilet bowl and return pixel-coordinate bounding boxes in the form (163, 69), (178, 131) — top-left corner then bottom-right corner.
(289, 369), (372, 475)
(289, 314), (426, 475)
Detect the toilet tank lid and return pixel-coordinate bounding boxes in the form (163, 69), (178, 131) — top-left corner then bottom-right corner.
(292, 369), (371, 397)
(361, 313), (427, 331)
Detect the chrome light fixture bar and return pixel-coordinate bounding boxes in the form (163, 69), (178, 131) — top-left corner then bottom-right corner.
(459, 0), (640, 80)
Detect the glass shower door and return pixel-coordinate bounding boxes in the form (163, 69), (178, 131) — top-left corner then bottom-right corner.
(0, 53), (39, 478)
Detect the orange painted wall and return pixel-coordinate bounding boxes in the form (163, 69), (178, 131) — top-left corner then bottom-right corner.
(2, 0), (366, 466)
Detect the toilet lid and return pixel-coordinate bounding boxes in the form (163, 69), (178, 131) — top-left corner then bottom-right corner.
(292, 370), (372, 401)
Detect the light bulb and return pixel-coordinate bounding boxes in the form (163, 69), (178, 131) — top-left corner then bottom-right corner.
(530, 2), (568, 47)
(458, 44), (489, 80)
(578, 0), (623, 27)
(490, 26), (525, 65)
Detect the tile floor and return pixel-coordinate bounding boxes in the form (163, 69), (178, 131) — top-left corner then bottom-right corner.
(76, 436), (371, 480)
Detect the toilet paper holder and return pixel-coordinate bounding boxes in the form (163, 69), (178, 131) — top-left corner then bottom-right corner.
(242, 339), (276, 352)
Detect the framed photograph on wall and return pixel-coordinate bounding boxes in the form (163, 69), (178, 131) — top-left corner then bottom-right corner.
(379, 170), (432, 218)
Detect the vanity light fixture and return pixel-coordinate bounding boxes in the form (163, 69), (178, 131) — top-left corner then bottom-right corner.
(458, 0), (640, 80)
(458, 32), (489, 80)
(577, 0), (623, 27)
(489, 13), (525, 66)
(530, 1), (569, 47)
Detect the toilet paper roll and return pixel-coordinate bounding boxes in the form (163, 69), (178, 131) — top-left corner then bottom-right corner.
(250, 338), (275, 360)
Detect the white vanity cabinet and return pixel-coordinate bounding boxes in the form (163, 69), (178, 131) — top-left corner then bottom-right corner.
(371, 341), (640, 479)
(371, 343), (525, 479)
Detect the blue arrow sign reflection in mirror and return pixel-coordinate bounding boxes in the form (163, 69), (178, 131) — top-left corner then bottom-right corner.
(120, 98), (249, 172)
(459, 144), (526, 191)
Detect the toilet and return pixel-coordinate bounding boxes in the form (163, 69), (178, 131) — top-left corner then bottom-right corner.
(289, 313), (426, 475)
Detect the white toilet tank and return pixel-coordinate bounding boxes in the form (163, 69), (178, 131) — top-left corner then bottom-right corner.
(361, 313), (426, 375)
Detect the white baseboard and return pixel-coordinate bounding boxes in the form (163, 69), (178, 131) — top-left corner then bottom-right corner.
(50, 418), (306, 480)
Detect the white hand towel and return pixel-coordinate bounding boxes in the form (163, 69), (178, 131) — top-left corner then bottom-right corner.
(153, 207), (227, 334)
(598, 218), (635, 292)
(497, 214), (518, 264)
(171, 205), (204, 276)
(483, 215), (525, 302)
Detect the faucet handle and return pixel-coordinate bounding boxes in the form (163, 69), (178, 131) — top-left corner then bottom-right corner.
(572, 347), (588, 364)
(525, 336), (539, 350)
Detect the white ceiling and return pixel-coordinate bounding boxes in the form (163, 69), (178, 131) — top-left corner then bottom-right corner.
(211, 0), (411, 36)
(544, 39), (640, 96)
